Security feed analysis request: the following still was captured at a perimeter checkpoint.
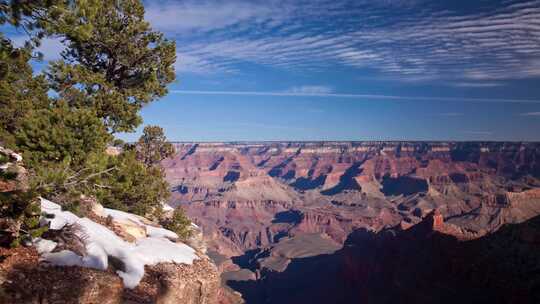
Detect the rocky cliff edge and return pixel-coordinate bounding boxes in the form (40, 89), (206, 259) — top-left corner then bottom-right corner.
(0, 146), (242, 304)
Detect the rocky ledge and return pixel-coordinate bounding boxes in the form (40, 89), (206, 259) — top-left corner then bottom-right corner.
(0, 146), (241, 304)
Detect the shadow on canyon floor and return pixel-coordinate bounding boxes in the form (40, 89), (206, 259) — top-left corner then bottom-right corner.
(227, 214), (540, 304)
(321, 162), (363, 196)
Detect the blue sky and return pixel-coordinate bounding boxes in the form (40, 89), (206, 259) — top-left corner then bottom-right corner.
(9, 0), (540, 141)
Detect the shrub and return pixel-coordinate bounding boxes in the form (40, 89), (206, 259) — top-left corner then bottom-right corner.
(161, 207), (192, 241)
(94, 150), (170, 220)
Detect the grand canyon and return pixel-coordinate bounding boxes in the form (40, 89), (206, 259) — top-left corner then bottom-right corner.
(163, 141), (540, 303)
(2, 1), (540, 303)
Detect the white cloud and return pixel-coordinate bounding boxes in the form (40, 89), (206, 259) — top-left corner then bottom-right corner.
(448, 82), (505, 88)
(519, 112), (540, 116)
(8, 0), (539, 83)
(159, 0), (540, 81)
(170, 90), (540, 103)
(285, 85), (334, 95)
(145, 1), (279, 32)
(174, 53), (235, 74)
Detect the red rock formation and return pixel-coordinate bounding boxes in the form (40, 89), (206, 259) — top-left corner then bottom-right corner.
(163, 142), (540, 270)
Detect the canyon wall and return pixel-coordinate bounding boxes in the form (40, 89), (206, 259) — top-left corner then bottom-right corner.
(163, 141), (540, 302)
(164, 141), (540, 255)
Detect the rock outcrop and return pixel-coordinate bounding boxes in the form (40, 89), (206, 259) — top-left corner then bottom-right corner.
(0, 146), (26, 193)
(0, 146), (236, 304)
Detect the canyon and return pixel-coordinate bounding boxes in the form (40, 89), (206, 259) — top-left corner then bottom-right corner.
(163, 141), (540, 302)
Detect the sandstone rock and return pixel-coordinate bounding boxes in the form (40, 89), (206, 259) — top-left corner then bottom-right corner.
(90, 200), (106, 217)
(0, 147), (28, 193)
(124, 257), (221, 304)
(105, 146), (122, 156)
(185, 224), (208, 254)
(163, 142), (540, 259)
(114, 220), (147, 242)
(0, 247), (123, 304)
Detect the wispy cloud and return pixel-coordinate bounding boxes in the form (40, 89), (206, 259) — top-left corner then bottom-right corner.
(447, 82), (506, 88)
(148, 0), (540, 81)
(285, 85), (334, 95)
(519, 112), (540, 116)
(170, 90), (540, 103)
(145, 1), (280, 33)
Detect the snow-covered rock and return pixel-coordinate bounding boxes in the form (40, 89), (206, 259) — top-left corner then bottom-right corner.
(39, 198), (198, 288)
(34, 238), (57, 254)
(1, 149), (228, 304)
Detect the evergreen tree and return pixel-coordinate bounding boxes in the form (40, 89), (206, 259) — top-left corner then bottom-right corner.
(94, 149), (170, 219)
(161, 207), (193, 241)
(45, 0), (176, 133)
(136, 125), (175, 167)
(15, 101), (111, 169)
(0, 0), (187, 246)
(0, 35), (49, 147)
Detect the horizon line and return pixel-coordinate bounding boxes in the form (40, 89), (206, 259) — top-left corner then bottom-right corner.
(163, 140), (540, 144)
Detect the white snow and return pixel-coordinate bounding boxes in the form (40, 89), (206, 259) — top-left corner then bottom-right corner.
(103, 207), (144, 225)
(34, 238), (57, 254)
(39, 198), (198, 288)
(103, 206), (180, 240)
(12, 152), (23, 162)
(146, 225), (178, 240)
(161, 201), (175, 212)
(40, 198), (79, 229)
(42, 250), (84, 267)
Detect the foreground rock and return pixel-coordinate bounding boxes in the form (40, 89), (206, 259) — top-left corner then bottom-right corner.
(0, 246), (124, 304)
(0, 246), (229, 304)
(0, 146), (239, 304)
(0, 199), (233, 303)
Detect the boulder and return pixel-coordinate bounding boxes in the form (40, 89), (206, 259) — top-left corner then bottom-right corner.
(124, 257), (221, 304)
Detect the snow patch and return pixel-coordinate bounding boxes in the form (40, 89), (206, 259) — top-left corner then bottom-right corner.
(12, 152), (23, 162)
(34, 238), (57, 254)
(103, 208), (144, 225)
(42, 250), (84, 267)
(40, 198), (79, 229)
(39, 198), (198, 288)
(103, 207), (181, 240)
(161, 201), (175, 212)
(103, 207), (180, 240)
(146, 225), (178, 240)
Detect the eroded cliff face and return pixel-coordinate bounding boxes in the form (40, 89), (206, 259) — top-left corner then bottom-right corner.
(163, 141), (540, 294)
(228, 212), (540, 304)
(163, 142), (540, 303)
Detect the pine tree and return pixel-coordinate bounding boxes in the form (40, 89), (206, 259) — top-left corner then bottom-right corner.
(136, 125), (175, 167)
(93, 149), (170, 219)
(0, 1), (181, 246)
(0, 35), (49, 147)
(161, 207), (193, 241)
(44, 0), (176, 133)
